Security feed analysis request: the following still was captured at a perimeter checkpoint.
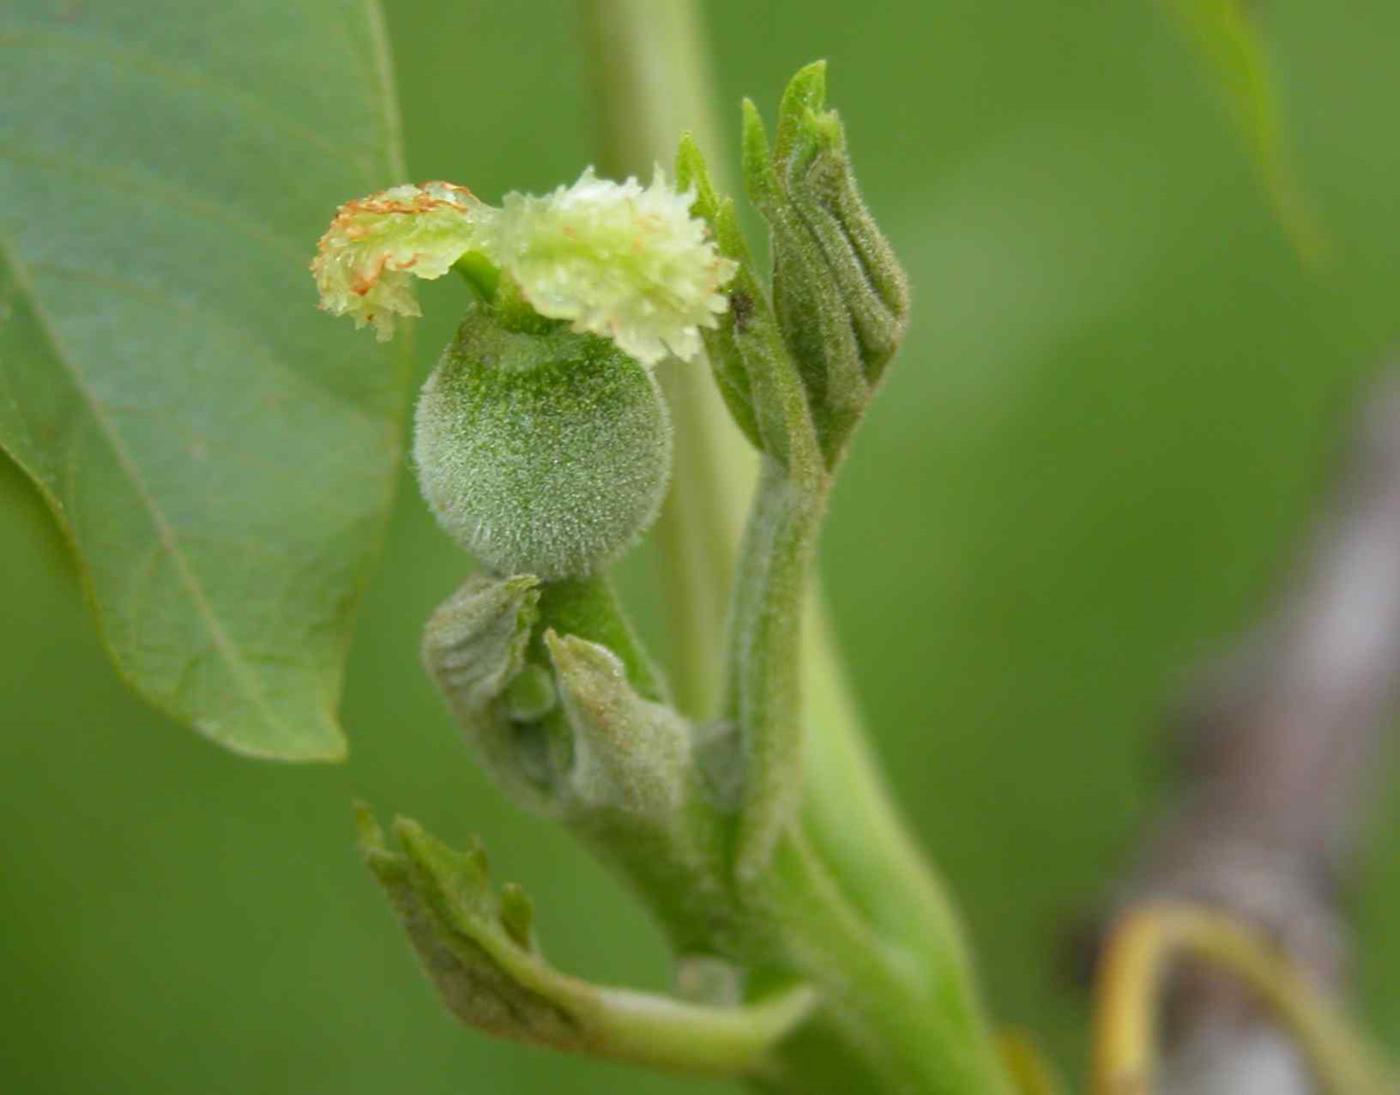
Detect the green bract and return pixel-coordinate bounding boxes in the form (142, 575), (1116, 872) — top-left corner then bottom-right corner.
(413, 308), (672, 579)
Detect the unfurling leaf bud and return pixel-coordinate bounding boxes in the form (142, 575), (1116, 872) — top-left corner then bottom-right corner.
(742, 61), (910, 464)
(414, 307), (672, 580)
(676, 135), (817, 474)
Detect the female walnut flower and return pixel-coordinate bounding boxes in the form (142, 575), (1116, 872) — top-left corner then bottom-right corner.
(311, 168), (737, 365)
(311, 181), (484, 341)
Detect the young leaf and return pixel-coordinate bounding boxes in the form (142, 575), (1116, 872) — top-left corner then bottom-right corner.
(1168, 0), (1326, 263)
(356, 808), (818, 1077)
(0, 2), (410, 759)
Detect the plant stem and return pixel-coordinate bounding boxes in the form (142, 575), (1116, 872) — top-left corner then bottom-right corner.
(580, 0), (752, 719)
(799, 604), (1004, 1074)
(1093, 901), (1396, 1095)
(722, 458), (1008, 1094)
(754, 820), (1011, 1094)
(575, 980), (820, 1078)
(535, 575), (666, 701)
(579, 4), (1010, 1091)
(575, 0), (972, 938)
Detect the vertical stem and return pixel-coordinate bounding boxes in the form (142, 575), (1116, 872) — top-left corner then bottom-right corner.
(575, 6), (967, 930)
(725, 458), (825, 879)
(580, 0), (753, 719)
(534, 576), (666, 701)
(578, 5), (1010, 1091)
(799, 605), (996, 1048)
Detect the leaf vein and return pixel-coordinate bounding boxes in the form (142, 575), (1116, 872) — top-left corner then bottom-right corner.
(0, 141), (306, 266)
(0, 232), (289, 737)
(22, 259), (388, 425)
(360, 0), (407, 180)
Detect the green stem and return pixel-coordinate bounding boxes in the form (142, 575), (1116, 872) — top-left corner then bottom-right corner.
(800, 604), (991, 1037)
(534, 575), (666, 701)
(725, 459), (1008, 1094)
(756, 831), (1008, 1095)
(579, 4), (1010, 1092)
(580, 0), (754, 719)
(576, 980), (819, 1078)
(725, 460), (823, 880)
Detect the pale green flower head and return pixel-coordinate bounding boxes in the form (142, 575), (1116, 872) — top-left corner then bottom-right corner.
(311, 181), (486, 341)
(484, 168), (737, 365)
(312, 169), (736, 364)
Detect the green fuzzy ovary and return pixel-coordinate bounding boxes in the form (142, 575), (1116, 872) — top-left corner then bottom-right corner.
(414, 313), (672, 580)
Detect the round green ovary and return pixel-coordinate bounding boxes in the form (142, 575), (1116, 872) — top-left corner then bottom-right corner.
(414, 315), (672, 579)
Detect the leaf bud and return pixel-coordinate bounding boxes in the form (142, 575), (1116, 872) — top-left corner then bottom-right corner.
(742, 61), (910, 463)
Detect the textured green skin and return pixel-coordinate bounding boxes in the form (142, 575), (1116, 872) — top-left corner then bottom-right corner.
(414, 311), (672, 579)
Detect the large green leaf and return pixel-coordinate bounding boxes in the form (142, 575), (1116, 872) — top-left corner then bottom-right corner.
(0, 3), (409, 760)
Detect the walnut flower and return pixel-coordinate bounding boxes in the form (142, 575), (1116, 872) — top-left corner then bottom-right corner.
(311, 169), (737, 365)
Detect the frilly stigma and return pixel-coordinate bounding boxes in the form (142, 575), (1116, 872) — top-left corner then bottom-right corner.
(312, 169), (737, 365)
(311, 181), (485, 341)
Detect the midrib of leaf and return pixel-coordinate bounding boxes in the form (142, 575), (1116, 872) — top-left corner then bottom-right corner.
(361, 0), (408, 180)
(0, 141), (303, 265)
(0, 232), (296, 752)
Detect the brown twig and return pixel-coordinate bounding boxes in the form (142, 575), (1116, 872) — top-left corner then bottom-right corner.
(1103, 367), (1400, 1092)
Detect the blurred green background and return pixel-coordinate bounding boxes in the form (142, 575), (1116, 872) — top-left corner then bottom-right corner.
(3, 1), (1398, 1091)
